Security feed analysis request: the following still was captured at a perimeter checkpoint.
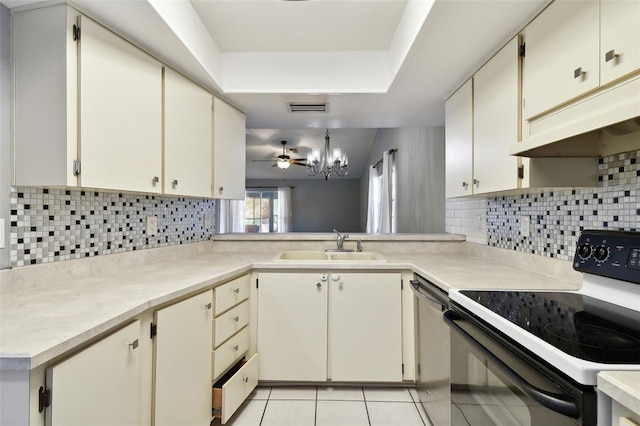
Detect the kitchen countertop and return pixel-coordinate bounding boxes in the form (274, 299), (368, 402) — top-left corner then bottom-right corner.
(598, 371), (640, 415)
(0, 241), (581, 371)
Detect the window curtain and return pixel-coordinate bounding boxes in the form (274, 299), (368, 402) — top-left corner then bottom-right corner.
(277, 186), (292, 232)
(217, 199), (246, 233)
(366, 150), (395, 233)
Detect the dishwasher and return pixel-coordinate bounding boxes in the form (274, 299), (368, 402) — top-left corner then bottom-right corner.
(411, 273), (451, 426)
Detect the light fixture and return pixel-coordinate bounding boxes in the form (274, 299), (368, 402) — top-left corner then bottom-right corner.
(306, 129), (348, 180)
(276, 159), (291, 169)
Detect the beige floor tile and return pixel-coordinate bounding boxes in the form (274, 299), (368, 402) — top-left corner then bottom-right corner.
(269, 385), (317, 400)
(260, 400), (316, 426)
(363, 387), (413, 402)
(220, 399), (267, 426)
(247, 386), (271, 400)
(317, 386), (365, 401)
(367, 401), (425, 426)
(316, 400), (369, 426)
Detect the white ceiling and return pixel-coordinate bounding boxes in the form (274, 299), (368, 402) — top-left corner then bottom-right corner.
(2, 0), (549, 180)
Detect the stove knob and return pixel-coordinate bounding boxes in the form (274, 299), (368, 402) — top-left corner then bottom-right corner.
(594, 246), (610, 262)
(577, 244), (592, 259)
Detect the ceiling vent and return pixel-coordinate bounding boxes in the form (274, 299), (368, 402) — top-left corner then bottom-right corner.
(288, 103), (328, 113)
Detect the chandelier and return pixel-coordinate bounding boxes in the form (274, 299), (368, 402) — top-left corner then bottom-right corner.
(306, 129), (348, 180)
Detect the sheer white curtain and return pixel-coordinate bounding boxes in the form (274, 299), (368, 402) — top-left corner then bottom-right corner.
(217, 199), (246, 233)
(277, 186), (292, 232)
(366, 150), (395, 233)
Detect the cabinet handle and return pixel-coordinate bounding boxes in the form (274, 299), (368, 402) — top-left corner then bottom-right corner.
(462, 182), (469, 189)
(172, 179), (178, 187)
(219, 186), (224, 193)
(316, 282), (322, 288)
(233, 345), (239, 351)
(605, 49), (618, 63)
(234, 288), (240, 294)
(128, 339), (139, 350)
(473, 179), (479, 186)
(152, 176), (160, 184)
(233, 316), (240, 322)
(205, 302), (212, 310)
(243, 377), (249, 383)
(574, 67), (585, 79)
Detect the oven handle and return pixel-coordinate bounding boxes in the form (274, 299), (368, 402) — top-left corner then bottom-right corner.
(443, 310), (580, 419)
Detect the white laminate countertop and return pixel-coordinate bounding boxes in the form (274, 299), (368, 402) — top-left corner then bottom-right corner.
(598, 371), (640, 415)
(0, 243), (581, 371)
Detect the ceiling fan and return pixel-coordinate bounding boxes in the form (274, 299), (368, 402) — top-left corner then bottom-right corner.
(253, 141), (307, 169)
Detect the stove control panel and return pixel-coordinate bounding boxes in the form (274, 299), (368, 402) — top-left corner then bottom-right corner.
(573, 230), (640, 284)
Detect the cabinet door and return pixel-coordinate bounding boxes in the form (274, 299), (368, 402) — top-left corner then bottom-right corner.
(600, 0), (640, 85)
(257, 273), (328, 381)
(45, 321), (142, 426)
(522, 0), (599, 120)
(445, 79), (473, 198)
(164, 68), (213, 197)
(212, 98), (246, 200)
(79, 16), (162, 193)
(473, 37), (520, 194)
(153, 290), (213, 426)
(330, 273), (402, 382)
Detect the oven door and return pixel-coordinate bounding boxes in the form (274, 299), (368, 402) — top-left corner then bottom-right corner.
(444, 309), (595, 426)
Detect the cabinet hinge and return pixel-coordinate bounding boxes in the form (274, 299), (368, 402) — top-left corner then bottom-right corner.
(519, 43), (525, 58)
(150, 322), (157, 339)
(417, 364), (421, 375)
(401, 279), (403, 290)
(402, 363), (405, 374)
(518, 165), (525, 180)
(73, 160), (81, 176)
(38, 386), (50, 413)
(72, 24), (80, 41)
(256, 278), (259, 289)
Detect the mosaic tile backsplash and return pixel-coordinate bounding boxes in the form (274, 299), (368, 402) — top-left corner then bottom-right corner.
(446, 150), (639, 261)
(9, 188), (216, 267)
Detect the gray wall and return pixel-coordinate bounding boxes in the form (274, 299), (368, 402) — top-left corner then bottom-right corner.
(246, 179), (362, 232)
(360, 127), (445, 233)
(1, 4), (10, 269)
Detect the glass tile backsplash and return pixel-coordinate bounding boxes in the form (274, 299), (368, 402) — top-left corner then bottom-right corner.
(9, 188), (216, 267)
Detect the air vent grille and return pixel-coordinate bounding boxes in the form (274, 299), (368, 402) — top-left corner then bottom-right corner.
(288, 103), (328, 113)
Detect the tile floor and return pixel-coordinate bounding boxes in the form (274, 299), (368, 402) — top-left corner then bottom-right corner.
(213, 386), (433, 426)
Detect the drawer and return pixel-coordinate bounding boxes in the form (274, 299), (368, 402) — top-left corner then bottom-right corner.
(212, 354), (259, 424)
(214, 274), (250, 315)
(212, 326), (250, 381)
(214, 300), (250, 348)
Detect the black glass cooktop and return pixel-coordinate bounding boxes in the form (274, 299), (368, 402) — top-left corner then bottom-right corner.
(459, 290), (640, 364)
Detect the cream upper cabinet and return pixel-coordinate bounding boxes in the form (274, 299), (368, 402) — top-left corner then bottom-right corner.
(522, 0), (600, 120)
(445, 79), (473, 198)
(13, 6), (163, 193)
(257, 272), (328, 381)
(600, 0), (640, 85)
(473, 37), (520, 194)
(153, 290), (213, 426)
(78, 16), (162, 193)
(212, 98), (246, 200)
(163, 68), (213, 198)
(330, 272), (402, 382)
(44, 321), (143, 426)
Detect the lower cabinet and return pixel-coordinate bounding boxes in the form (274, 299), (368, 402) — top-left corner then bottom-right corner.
(153, 290), (213, 426)
(44, 321), (143, 426)
(257, 272), (403, 382)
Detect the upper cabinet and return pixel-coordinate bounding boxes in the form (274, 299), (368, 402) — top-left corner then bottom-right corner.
(212, 98), (246, 200)
(600, 0), (640, 85)
(444, 79), (473, 198)
(521, 0), (600, 121)
(164, 68), (213, 198)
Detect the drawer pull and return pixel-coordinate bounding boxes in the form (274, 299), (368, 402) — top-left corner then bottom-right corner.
(462, 181), (468, 189)
(129, 339), (139, 350)
(234, 288), (240, 294)
(205, 302), (212, 310)
(605, 49), (618, 63)
(233, 345), (239, 351)
(574, 67), (585, 79)
(234, 316), (240, 322)
(243, 377), (249, 383)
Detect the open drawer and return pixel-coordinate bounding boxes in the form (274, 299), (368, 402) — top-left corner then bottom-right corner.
(212, 353), (259, 424)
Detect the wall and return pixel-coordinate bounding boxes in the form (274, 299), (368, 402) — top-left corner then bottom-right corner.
(361, 127), (445, 233)
(9, 187), (216, 267)
(246, 179), (362, 232)
(446, 149), (640, 261)
(1, 4), (10, 269)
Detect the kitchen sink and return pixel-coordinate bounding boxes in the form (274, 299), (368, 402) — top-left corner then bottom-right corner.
(274, 251), (386, 262)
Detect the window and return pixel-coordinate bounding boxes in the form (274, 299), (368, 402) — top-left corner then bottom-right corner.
(244, 189), (279, 233)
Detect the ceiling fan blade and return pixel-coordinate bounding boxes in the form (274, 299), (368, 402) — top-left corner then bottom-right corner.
(291, 162), (307, 167)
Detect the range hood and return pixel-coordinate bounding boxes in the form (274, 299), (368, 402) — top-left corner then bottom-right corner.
(511, 74), (640, 157)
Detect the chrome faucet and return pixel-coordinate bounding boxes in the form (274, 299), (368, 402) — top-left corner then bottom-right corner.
(356, 239), (363, 252)
(333, 229), (348, 250)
